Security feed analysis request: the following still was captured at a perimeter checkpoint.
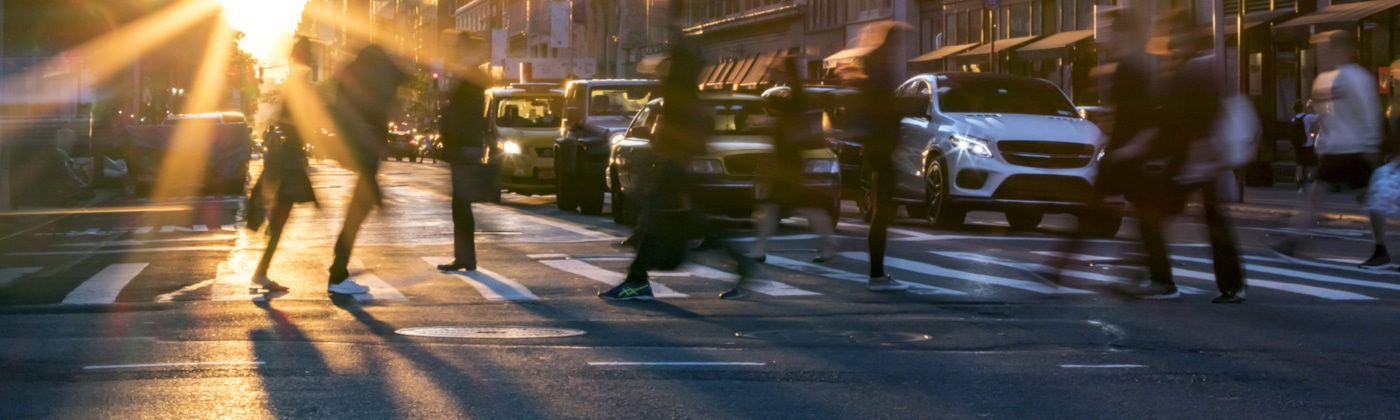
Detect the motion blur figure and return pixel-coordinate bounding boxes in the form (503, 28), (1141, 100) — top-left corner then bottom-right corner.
(748, 57), (838, 264)
(436, 31), (491, 272)
(325, 45), (409, 295)
(246, 37), (318, 293)
(848, 22), (910, 292)
(1273, 30), (1393, 270)
(1288, 100), (1319, 190)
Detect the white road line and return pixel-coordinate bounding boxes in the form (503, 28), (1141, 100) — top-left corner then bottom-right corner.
(83, 361), (265, 370)
(1249, 255), (1400, 277)
(526, 254), (570, 260)
(477, 203), (618, 240)
(662, 263), (820, 297)
(346, 258), (409, 302)
(931, 252), (1208, 295)
(763, 255), (966, 295)
(0, 267), (40, 288)
(1040, 252), (1379, 300)
(587, 362), (766, 366)
(422, 257), (539, 301)
(154, 278), (219, 303)
(9, 246), (235, 256)
(57, 236), (241, 247)
(1169, 255), (1400, 293)
(841, 252), (1093, 295)
(535, 258), (688, 298)
(61, 263), (149, 304)
(1059, 364), (1146, 369)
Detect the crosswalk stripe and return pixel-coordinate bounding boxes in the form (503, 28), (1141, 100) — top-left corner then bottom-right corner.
(1167, 255), (1400, 292)
(346, 258), (408, 302)
(841, 252), (1093, 294)
(662, 263), (820, 297)
(421, 257), (539, 301)
(1247, 255), (1400, 277)
(1036, 252), (1379, 300)
(931, 252), (1209, 295)
(0, 267), (40, 288)
(763, 255), (966, 295)
(62, 263), (149, 304)
(534, 258), (688, 298)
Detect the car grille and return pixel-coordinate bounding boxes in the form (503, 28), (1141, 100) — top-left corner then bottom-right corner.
(997, 141), (1094, 169)
(536, 147), (554, 158)
(723, 153), (774, 175)
(992, 174), (1094, 203)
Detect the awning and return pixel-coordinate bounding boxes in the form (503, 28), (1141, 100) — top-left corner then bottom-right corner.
(957, 36), (1039, 57)
(636, 54), (668, 75)
(823, 46), (875, 68)
(1225, 9), (1294, 33)
(706, 60), (734, 85)
(698, 65), (717, 84)
(908, 43), (978, 63)
(1275, 0), (1400, 29)
(1016, 30), (1094, 61)
(740, 50), (785, 86)
(725, 55), (759, 85)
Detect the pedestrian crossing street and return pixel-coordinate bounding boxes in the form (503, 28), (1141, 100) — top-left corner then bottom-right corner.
(4, 244), (1400, 306)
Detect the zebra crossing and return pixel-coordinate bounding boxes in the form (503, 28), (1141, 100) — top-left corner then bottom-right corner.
(4, 246), (1400, 306)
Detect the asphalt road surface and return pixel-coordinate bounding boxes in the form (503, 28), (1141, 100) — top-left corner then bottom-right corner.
(1, 159), (1397, 419)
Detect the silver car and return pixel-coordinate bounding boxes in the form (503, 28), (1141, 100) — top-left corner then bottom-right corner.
(876, 72), (1120, 235)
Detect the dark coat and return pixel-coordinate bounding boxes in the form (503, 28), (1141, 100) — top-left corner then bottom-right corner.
(331, 45), (408, 173)
(439, 72), (488, 163)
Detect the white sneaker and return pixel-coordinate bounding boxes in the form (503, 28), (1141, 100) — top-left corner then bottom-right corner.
(327, 279), (371, 295)
(867, 275), (911, 292)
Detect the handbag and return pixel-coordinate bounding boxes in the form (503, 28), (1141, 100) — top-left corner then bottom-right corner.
(1366, 162), (1400, 217)
(451, 161), (502, 203)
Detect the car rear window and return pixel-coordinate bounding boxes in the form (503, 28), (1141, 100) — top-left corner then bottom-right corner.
(703, 100), (775, 136)
(937, 78), (1078, 117)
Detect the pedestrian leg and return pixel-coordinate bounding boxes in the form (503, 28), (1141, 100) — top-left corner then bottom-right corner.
(250, 201), (292, 292)
(865, 166), (907, 291)
(796, 207), (837, 261)
(1129, 207), (1179, 299)
(330, 174), (376, 284)
(1202, 182), (1246, 299)
(749, 203), (779, 260)
(1360, 208), (1392, 268)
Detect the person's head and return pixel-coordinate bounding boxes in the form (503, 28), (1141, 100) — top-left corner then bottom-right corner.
(590, 95), (612, 113)
(854, 20), (911, 77)
(290, 36), (313, 67)
(1148, 10), (1208, 61)
(444, 30), (487, 68)
(1313, 30), (1356, 71)
(1106, 9), (1145, 57)
(503, 105), (520, 118)
(1294, 100), (1304, 113)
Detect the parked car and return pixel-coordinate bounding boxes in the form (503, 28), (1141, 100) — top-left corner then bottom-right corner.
(607, 93), (842, 225)
(122, 112), (251, 196)
(762, 85), (864, 197)
(553, 79), (662, 215)
(384, 131), (419, 162)
(485, 83), (565, 196)
(880, 72), (1120, 235)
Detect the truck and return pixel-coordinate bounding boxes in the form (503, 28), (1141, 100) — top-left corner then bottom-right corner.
(552, 79), (661, 215)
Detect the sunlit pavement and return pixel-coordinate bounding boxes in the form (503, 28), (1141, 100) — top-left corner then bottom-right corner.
(1, 160), (1398, 418)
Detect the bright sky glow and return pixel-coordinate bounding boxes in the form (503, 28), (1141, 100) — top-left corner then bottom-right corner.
(218, 0), (309, 66)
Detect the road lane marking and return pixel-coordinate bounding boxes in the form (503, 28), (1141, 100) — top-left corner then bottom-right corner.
(346, 258), (409, 302)
(931, 252), (1209, 295)
(1059, 364), (1146, 369)
(57, 235), (241, 247)
(422, 257), (539, 301)
(661, 263), (820, 297)
(533, 258), (688, 298)
(83, 361), (265, 370)
(383, 183), (620, 242)
(587, 362), (766, 366)
(1040, 252), (1378, 300)
(1167, 255), (1400, 293)
(841, 252), (1093, 294)
(61, 263), (149, 304)
(0, 267), (40, 288)
(763, 255), (966, 295)
(9, 246), (236, 255)
(155, 278), (219, 303)
(1249, 255), (1400, 277)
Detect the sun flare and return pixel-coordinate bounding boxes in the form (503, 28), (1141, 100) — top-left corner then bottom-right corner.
(218, 0), (309, 64)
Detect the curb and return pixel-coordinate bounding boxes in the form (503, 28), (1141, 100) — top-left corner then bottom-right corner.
(0, 190), (124, 241)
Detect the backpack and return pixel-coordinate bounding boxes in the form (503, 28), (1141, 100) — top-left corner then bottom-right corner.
(1288, 113), (1309, 149)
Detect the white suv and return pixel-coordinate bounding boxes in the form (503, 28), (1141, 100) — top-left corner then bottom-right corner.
(875, 72), (1119, 235)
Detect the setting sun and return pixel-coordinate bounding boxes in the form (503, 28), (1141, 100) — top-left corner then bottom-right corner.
(218, 0), (309, 65)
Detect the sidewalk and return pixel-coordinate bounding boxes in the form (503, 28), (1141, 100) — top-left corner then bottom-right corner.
(1212, 186), (1372, 223)
(0, 189), (122, 241)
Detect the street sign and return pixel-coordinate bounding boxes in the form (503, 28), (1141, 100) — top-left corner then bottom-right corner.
(985, 0), (999, 9)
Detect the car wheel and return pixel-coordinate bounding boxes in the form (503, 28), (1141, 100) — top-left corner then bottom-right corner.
(925, 159), (964, 229)
(905, 203), (930, 220)
(578, 165), (605, 215)
(1081, 211), (1123, 238)
(1006, 210), (1044, 231)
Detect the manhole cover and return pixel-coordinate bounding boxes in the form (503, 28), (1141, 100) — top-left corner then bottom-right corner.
(395, 326), (587, 339)
(736, 330), (931, 344)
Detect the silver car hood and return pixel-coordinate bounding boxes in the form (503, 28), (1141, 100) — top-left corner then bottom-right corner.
(945, 113), (1103, 144)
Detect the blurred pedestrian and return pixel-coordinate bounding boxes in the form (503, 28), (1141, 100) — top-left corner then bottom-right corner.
(598, 2), (758, 300)
(1289, 100), (1319, 190)
(1272, 30), (1392, 270)
(435, 31), (492, 272)
(848, 21), (911, 292)
(246, 37), (318, 293)
(325, 45), (409, 295)
(749, 57), (838, 263)
(46, 127), (95, 204)
(1106, 11), (1245, 302)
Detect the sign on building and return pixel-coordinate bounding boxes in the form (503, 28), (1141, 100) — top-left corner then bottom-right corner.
(499, 58), (597, 81)
(551, 1), (571, 49)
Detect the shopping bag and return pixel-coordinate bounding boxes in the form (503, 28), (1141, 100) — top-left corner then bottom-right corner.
(1366, 162), (1400, 218)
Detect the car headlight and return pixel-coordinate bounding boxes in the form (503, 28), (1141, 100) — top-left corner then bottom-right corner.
(609, 132), (626, 145)
(1097, 149), (1106, 161)
(503, 141), (522, 155)
(950, 134), (993, 158)
(802, 159), (839, 174)
(689, 158), (724, 174)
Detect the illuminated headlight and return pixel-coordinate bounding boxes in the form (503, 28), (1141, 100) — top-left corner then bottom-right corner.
(689, 158), (724, 174)
(503, 141), (522, 155)
(1097, 149), (1106, 161)
(951, 134), (993, 158)
(802, 159), (839, 174)
(610, 132), (626, 145)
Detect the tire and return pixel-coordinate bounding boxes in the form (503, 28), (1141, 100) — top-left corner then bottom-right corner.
(555, 155), (579, 211)
(924, 159), (964, 229)
(1006, 210), (1044, 231)
(1081, 212), (1123, 238)
(578, 165), (605, 215)
(905, 203), (930, 220)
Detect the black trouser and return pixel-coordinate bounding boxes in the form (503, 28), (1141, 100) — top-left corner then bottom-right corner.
(1138, 181), (1245, 293)
(255, 200), (294, 276)
(625, 161), (754, 283)
(450, 164), (477, 264)
(867, 159), (896, 278)
(330, 173), (378, 283)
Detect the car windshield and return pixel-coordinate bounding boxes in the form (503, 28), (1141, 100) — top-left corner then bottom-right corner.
(936, 78), (1079, 117)
(588, 86), (660, 116)
(495, 97), (563, 128)
(702, 100), (776, 136)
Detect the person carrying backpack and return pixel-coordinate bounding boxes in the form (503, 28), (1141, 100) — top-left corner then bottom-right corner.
(1288, 100), (1318, 190)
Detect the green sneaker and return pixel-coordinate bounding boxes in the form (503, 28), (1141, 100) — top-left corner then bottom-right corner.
(599, 281), (654, 301)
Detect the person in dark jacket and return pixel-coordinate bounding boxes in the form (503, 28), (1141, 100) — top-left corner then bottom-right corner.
(1288, 100), (1319, 190)
(325, 45), (409, 295)
(849, 21), (911, 292)
(436, 31), (491, 272)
